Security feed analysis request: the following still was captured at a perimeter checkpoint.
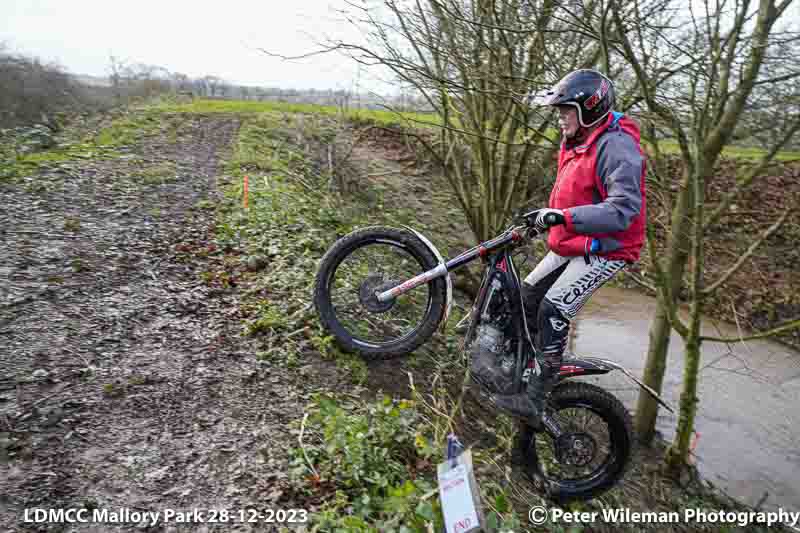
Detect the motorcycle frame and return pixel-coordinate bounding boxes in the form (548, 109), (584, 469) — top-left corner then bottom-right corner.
(376, 224), (536, 391)
(468, 245), (533, 395)
(374, 221), (675, 416)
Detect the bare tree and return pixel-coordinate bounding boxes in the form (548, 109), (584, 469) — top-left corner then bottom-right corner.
(106, 56), (177, 102)
(202, 75), (224, 98)
(108, 54), (129, 103)
(609, 0), (800, 470)
(0, 44), (87, 129)
(217, 80), (230, 98)
(170, 72), (192, 93)
(260, 0), (628, 242)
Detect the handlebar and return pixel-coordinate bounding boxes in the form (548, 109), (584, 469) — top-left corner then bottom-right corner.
(441, 208), (549, 271)
(518, 208), (557, 228)
(505, 208), (563, 244)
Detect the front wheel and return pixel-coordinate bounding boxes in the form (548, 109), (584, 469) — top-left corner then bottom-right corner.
(313, 226), (447, 359)
(518, 382), (635, 503)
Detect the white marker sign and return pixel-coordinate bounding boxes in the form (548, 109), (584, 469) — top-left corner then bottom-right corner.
(437, 450), (482, 533)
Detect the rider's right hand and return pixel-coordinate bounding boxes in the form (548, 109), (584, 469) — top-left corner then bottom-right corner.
(535, 209), (566, 230)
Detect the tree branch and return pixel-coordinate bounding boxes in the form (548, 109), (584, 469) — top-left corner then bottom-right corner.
(700, 317), (800, 343)
(702, 207), (790, 295)
(625, 271), (659, 294)
(705, 116), (800, 228)
(255, 45), (344, 61)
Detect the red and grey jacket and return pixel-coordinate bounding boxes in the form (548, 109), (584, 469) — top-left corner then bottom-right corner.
(547, 111), (647, 263)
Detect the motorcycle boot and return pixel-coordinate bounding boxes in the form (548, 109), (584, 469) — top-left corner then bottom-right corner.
(492, 298), (569, 424)
(492, 361), (558, 425)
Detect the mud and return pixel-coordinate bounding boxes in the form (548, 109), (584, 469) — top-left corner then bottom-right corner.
(0, 114), (351, 532)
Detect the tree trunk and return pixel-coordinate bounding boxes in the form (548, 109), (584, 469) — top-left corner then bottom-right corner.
(666, 163), (706, 474)
(634, 296), (672, 443)
(634, 168), (693, 444)
(665, 325), (702, 472)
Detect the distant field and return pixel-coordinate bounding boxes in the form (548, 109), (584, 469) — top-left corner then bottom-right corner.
(157, 99), (800, 162)
(154, 98), (441, 127)
(651, 140), (800, 161)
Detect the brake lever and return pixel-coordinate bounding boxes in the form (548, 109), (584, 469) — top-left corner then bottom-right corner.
(521, 209), (542, 229)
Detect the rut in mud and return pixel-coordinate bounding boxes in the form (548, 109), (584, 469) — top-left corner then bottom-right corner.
(0, 113), (354, 532)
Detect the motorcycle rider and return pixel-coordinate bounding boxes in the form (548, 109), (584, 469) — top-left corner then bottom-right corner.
(475, 69), (647, 425)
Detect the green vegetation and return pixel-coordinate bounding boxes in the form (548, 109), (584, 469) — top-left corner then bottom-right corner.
(652, 140), (800, 161)
(100, 100), (791, 531)
(288, 393), (523, 532)
(139, 162), (176, 185)
(290, 394), (443, 531)
(535, 128), (800, 161)
(0, 110), (168, 182)
(94, 111), (162, 147)
(3, 97), (792, 188)
(155, 98), (441, 127)
(161, 99), (799, 161)
(187, 107), (519, 531)
(199, 111), (376, 383)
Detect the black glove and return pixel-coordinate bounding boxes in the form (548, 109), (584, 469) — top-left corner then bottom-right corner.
(534, 209), (566, 230)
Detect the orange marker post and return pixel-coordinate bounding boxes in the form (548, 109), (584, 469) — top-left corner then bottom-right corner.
(243, 175), (249, 209)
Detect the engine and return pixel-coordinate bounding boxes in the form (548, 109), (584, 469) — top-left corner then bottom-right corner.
(472, 275), (516, 376)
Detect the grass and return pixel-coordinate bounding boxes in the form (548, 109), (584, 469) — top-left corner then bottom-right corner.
(94, 111), (161, 147)
(154, 98), (441, 127)
(537, 128), (800, 161)
(176, 107), (519, 530)
(157, 99), (800, 162)
(196, 104), (800, 532)
(192, 110), (377, 384)
(6, 98), (793, 531)
(653, 139), (800, 161)
(15, 151), (72, 164)
(0, 110), (170, 182)
(139, 162), (176, 185)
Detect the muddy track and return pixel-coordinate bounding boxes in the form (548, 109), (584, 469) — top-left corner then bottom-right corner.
(0, 114), (351, 532)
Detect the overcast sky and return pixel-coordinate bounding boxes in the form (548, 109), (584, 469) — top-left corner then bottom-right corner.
(0, 0), (393, 93)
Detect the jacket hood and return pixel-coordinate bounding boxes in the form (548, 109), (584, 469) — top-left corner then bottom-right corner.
(568, 111), (641, 152)
(610, 111), (641, 144)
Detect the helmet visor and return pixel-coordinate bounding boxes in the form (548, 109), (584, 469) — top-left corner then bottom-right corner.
(524, 84), (566, 107)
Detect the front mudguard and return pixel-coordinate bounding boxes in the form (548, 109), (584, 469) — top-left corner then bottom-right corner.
(402, 225), (454, 332)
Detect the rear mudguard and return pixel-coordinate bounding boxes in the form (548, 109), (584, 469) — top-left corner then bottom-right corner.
(402, 225), (454, 331)
(558, 356), (675, 414)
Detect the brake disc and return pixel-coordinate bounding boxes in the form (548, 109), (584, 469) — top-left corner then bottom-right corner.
(358, 274), (399, 314)
(554, 432), (598, 467)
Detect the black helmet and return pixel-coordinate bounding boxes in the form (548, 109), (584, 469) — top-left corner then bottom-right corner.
(533, 69), (615, 128)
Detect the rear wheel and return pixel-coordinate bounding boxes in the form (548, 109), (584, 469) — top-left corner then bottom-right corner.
(518, 382), (634, 503)
(313, 226), (447, 359)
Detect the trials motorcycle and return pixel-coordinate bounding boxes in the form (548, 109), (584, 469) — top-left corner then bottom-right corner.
(312, 210), (673, 502)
